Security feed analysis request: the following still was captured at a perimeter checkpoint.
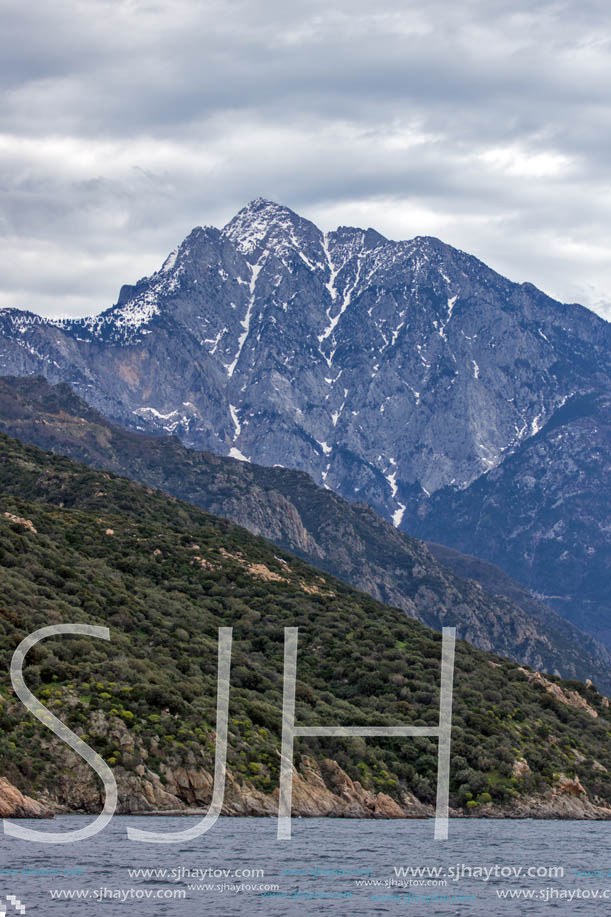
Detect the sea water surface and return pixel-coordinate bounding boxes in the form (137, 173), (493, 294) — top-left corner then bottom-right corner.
(0, 816), (610, 915)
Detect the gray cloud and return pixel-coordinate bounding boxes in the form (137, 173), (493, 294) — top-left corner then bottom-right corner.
(1, 0), (611, 318)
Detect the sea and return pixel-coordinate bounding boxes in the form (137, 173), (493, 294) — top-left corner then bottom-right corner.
(0, 816), (609, 915)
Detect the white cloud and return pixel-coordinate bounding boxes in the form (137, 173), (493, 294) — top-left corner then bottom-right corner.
(1, 0), (610, 320)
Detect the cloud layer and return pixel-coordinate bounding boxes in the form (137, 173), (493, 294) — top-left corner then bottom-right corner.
(2, 0), (611, 319)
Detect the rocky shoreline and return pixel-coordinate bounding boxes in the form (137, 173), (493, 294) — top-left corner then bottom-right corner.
(4, 757), (611, 822)
(0, 777), (55, 819)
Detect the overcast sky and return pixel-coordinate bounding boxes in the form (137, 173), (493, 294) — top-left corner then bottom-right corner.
(2, 0), (611, 319)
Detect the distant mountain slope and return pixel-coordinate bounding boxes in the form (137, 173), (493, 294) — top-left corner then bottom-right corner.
(2, 374), (610, 690)
(426, 542), (577, 624)
(0, 198), (609, 532)
(2, 429), (611, 818)
(411, 392), (611, 643)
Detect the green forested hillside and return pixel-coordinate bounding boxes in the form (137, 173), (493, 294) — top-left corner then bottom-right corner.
(1, 431), (611, 814)
(1, 374), (609, 692)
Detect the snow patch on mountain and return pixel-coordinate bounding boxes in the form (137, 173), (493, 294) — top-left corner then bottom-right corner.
(226, 258), (264, 377)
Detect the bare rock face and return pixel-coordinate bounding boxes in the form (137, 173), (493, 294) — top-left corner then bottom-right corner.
(157, 757), (429, 819)
(0, 199), (609, 640)
(413, 393), (611, 644)
(512, 757), (531, 779)
(513, 775), (611, 820)
(293, 758), (425, 818)
(553, 774), (586, 798)
(7, 749), (611, 822)
(0, 777), (54, 818)
(518, 668), (599, 718)
(35, 751), (431, 819)
(2, 512), (37, 533)
(468, 772), (611, 820)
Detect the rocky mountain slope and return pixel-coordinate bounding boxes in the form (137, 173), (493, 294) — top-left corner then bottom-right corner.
(1, 374), (610, 691)
(411, 392), (611, 643)
(2, 431), (611, 819)
(0, 199), (609, 522)
(426, 541), (584, 629)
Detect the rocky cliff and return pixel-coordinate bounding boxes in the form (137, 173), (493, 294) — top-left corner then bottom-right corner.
(29, 756), (611, 822)
(0, 777), (54, 818)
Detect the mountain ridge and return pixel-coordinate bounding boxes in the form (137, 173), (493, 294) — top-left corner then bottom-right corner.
(1, 198), (609, 509)
(411, 390), (611, 643)
(2, 373), (610, 690)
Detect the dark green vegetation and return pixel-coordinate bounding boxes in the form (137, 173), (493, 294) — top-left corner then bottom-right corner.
(1, 374), (610, 693)
(1, 431), (611, 813)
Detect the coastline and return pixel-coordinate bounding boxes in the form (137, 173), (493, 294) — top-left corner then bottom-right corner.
(5, 757), (611, 822)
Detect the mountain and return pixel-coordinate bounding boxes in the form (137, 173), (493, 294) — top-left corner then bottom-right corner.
(411, 392), (611, 643)
(2, 429), (611, 819)
(426, 541), (583, 626)
(0, 198), (608, 636)
(2, 374), (610, 692)
(1, 199), (609, 518)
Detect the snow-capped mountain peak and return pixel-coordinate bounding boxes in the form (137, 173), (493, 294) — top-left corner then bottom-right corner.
(0, 200), (609, 532)
(222, 198), (322, 260)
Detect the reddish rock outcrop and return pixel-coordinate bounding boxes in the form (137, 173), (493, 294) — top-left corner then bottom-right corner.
(518, 668), (599, 718)
(0, 777), (54, 818)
